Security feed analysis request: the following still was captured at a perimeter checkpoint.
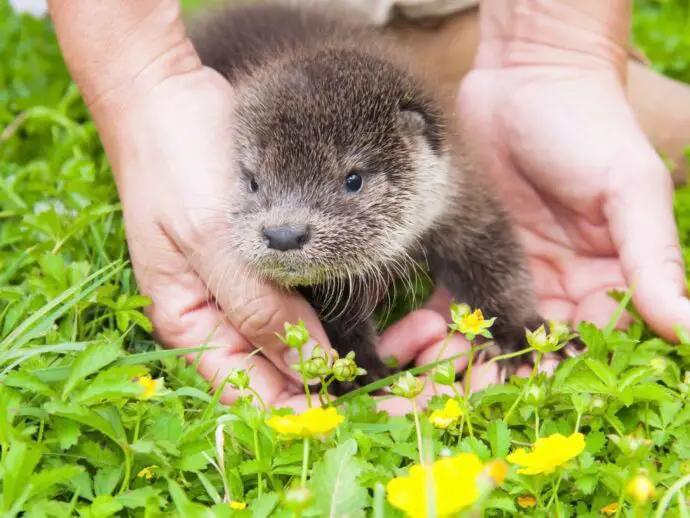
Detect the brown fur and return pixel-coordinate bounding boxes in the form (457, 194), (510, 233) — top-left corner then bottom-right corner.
(186, 1), (560, 394)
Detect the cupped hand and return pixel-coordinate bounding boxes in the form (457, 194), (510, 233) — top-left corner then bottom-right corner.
(99, 65), (470, 413)
(444, 63), (690, 378)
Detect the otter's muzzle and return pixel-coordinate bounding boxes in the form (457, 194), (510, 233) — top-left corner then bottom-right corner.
(263, 225), (311, 251)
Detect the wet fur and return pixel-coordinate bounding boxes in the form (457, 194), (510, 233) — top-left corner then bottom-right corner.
(187, 1), (559, 395)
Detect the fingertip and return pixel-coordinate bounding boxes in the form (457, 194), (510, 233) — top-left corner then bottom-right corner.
(378, 309), (450, 365)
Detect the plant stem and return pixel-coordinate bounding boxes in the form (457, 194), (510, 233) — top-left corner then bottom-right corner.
(462, 341), (475, 438)
(504, 352), (543, 423)
(613, 485), (626, 518)
(248, 387), (267, 411)
(451, 383), (472, 438)
(486, 346), (534, 365)
(253, 427), (263, 497)
(547, 472), (564, 510)
(411, 398), (425, 465)
(298, 348), (312, 408)
(653, 473), (690, 518)
(301, 437), (311, 487)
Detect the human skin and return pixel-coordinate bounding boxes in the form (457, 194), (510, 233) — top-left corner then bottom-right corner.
(46, 0), (690, 404)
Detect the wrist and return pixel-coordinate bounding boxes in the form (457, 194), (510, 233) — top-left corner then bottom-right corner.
(473, 0), (631, 77)
(48, 0), (202, 114)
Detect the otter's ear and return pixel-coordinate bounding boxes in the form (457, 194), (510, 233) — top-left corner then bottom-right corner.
(398, 108), (427, 137)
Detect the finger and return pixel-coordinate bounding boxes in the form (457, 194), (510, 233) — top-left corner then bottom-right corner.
(184, 226), (333, 384)
(465, 361), (501, 393)
(377, 308), (454, 366)
(128, 223), (306, 406)
(572, 289), (633, 330)
(605, 144), (690, 341)
(414, 334), (471, 372)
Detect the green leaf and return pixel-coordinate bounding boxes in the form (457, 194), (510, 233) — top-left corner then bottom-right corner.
(584, 358), (617, 389)
(618, 366), (657, 392)
(88, 495), (123, 518)
(250, 493), (280, 518)
(487, 420), (511, 459)
(0, 441), (42, 512)
(310, 439), (368, 518)
(167, 479), (216, 518)
(484, 495), (517, 513)
(62, 339), (122, 398)
(52, 416), (82, 450)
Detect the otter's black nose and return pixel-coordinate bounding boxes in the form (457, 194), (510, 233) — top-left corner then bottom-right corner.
(263, 225), (310, 251)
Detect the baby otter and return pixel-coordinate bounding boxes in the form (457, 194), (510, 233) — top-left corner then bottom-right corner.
(187, 1), (565, 393)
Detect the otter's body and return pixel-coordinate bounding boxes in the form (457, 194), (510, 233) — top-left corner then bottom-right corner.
(187, 1), (548, 393)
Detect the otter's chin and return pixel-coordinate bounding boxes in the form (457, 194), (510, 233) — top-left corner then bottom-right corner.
(257, 264), (329, 287)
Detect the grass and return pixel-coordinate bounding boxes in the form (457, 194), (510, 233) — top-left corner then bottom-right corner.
(2, 0), (690, 516)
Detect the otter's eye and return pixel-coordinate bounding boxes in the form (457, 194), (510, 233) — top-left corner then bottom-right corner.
(249, 178), (259, 193)
(344, 173), (363, 193)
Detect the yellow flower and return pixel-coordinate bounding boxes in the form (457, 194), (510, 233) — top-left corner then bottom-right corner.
(506, 432), (585, 475)
(429, 399), (463, 429)
(600, 502), (618, 516)
(387, 452), (485, 518)
(459, 309), (494, 337)
(626, 474), (655, 503)
(486, 459), (508, 485)
(265, 407), (344, 437)
(517, 495), (537, 508)
(136, 375), (163, 399)
(137, 465), (157, 479)
(229, 501), (247, 510)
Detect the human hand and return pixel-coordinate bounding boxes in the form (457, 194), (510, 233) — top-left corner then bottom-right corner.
(448, 51), (690, 380)
(99, 64), (477, 412)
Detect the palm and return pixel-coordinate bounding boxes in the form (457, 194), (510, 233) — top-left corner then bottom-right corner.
(383, 65), (688, 385)
(457, 67), (669, 331)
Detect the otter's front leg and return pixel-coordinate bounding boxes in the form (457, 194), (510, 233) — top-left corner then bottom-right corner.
(297, 286), (393, 395)
(423, 218), (549, 374)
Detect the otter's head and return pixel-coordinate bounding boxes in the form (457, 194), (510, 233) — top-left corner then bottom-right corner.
(228, 48), (451, 286)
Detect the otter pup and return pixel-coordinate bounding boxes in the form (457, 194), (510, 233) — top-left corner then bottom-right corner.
(187, 1), (563, 393)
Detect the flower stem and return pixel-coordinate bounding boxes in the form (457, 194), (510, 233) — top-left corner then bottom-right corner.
(451, 383), (472, 438)
(301, 437), (311, 487)
(486, 346), (534, 365)
(253, 427), (263, 497)
(504, 352), (543, 423)
(547, 472), (564, 511)
(462, 341), (475, 438)
(298, 348), (312, 408)
(411, 398), (425, 465)
(248, 387), (267, 411)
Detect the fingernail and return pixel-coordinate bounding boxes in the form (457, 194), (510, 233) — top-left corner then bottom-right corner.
(283, 339), (321, 385)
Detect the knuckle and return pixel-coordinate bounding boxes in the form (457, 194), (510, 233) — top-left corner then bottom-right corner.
(233, 297), (286, 342)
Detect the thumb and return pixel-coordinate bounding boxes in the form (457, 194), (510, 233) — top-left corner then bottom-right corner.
(605, 140), (690, 341)
(182, 218), (334, 383)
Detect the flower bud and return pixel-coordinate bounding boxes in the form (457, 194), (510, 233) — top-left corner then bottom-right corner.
(626, 474), (655, 503)
(650, 357), (667, 373)
(332, 354), (366, 382)
(284, 486), (313, 511)
(590, 397), (607, 415)
(227, 368), (250, 390)
(547, 320), (570, 343)
(300, 345), (331, 379)
(525, 325), (558, 353)
(281, 320), (310, 349)
(432, 362), (456, 386)
(390, 372), (424, 399)
(450, 302), (471, 326)
(524, 384), (545, 406)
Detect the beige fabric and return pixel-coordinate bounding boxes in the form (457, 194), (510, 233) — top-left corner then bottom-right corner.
(302, 0), (478, 26)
